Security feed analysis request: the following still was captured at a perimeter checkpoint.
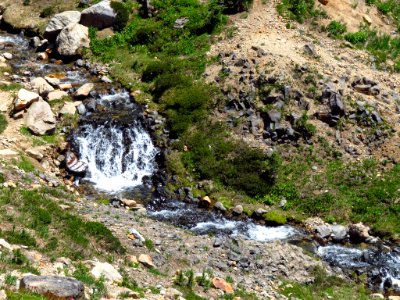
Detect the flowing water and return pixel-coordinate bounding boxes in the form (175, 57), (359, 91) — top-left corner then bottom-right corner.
(2, 31), (399, 293)
(72, 91), (157, 193)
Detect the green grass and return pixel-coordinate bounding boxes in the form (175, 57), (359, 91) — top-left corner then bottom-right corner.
(20, 126), (60, 146)
(0, 83), (22, 91)
(0, 113), (8, 134)
(6, 291), (46, 300)
(326, 20), (347, 39)
(0, 187), (125, 261)
(277, 0), (326, 23)
(280, 268), (370, 300)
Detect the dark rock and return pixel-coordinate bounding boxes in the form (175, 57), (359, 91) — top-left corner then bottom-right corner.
(304, 43), (317, 57)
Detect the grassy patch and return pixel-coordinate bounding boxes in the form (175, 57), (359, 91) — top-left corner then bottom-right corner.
(277, 0), (326, 23)
(280, 267), (370, 300)
(326, 20), (347, 39)
(0, 83), (22, 91)
(0, 188), (125, 261)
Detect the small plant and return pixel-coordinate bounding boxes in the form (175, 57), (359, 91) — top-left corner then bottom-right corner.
(40, 6), (54, 18)
(0, 113), (8, 134)
(22, 0), (30, 5)
(326, 20), (347, 39)
(144, 239), (155, 251)
(5, 274), (18, 286)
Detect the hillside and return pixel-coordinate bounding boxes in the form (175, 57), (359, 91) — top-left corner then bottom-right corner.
(0, 0), (398, 299)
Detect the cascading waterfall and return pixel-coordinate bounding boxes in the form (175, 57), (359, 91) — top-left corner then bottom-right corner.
(72, 91), (157, 193)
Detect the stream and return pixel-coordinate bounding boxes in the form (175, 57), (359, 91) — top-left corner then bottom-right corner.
(2, 31), (399, 294)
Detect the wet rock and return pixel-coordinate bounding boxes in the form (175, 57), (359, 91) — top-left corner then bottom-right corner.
(76, 103), (86, 115)
(233, 205), (243, 215)
(331, 225), (347, 242)
(315, 225), (332, 238)
(14, 89), (39, 112)
(138, 254), (155, 268)
(75, 83), (94, 98)
(212, 277), (233, 293)
(65, 151), (88, 174)
(199, 196), (212, 208)
(214, 201), (226, 212)
(47, 90), (68, 101)
(56, 23), (90, 57)
(80, 0), (117, 30)
(91, 262), (122, 283)
(44, 11), (82, 41)
(349, 223), (371, 243)
(25, 100), (56, 135)
(20, 275), (84, 300)
(30, 77), (54, 96)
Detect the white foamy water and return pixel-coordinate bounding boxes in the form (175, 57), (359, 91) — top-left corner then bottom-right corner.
(150, 206), (298, 242)
(76, 124), (157, 193)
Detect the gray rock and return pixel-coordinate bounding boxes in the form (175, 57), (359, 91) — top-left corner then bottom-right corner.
(174, 17), (189, 29)
(20, 276), (84, 300)
(77, 103), (87, 115)
(80, 0), (117, 29)
(44, 11), (82, 41)
(30, 77), (54, 96)
(213, 237), (223, 248)
(233, 205), (243, 214)
(25, 100), (56, 135)
(56, 23), (90, 57)
(266, 109), (281, 123)
(304, 43), (317, 57)
(331, 224), (347, 241)
(214, 201), (226, 212)
(315, 225), (332, 238)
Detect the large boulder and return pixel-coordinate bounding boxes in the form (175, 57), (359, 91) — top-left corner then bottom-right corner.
(44, 11), (81, 41)
(14, 89), (39, 112)
(56, 23), (90, 58)
(25, 100), (56, 135)
(80, 0), (117, 29)
(20, 275), (84, 300)
(30, 77), (54, 97)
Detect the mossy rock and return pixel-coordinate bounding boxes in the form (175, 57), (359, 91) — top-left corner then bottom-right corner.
(262, 211), (287, 225)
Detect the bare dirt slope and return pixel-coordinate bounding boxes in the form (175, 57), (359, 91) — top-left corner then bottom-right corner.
(206, 0), (400, 163)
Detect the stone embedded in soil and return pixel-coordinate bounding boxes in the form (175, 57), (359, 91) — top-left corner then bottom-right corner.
(25, 100), (56, 136)
(138, 254), (155, 268)
(20, 275), (84, 300)
(60, 102), (76, 115)
(212, 277), (234, 293)
(47, 90), (68, 101)
(90, 262), (122, 283)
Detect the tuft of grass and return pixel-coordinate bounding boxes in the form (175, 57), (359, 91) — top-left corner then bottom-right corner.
(0, 113), (8, 134)
(326, 20), (347, 39)
(0, 83), (22, 91)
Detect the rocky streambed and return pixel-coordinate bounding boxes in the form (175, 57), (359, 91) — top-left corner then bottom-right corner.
(0, 29), (399, 297)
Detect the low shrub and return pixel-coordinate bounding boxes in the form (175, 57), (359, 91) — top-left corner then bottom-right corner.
(326, 20), (347, 39)
(0, 113), (8, 134)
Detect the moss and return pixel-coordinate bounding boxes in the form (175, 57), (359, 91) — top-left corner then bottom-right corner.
(262, 210), (287, 225)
